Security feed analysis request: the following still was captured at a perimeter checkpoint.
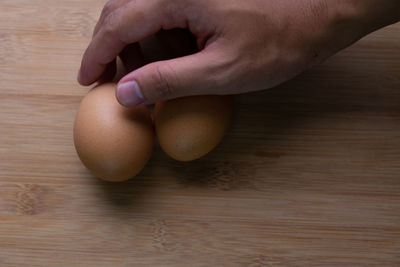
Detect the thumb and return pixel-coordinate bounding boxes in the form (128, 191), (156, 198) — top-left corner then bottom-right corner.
(116, 47), (225, 106)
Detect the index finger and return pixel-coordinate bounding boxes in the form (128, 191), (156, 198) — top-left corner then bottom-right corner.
(78, 0), (187, 86)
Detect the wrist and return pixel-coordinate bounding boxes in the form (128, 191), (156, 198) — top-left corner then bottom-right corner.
(339, 0), (399, 35)
(313, 0), (399, 60)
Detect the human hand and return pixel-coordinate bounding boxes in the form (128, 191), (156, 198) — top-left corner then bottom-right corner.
(78, 0), (399, 106)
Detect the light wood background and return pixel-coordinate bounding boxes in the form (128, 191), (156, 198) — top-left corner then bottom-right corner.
(1, 0), (399, 266)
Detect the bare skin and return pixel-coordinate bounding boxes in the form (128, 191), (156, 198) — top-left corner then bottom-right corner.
(78, 0), (399, 106)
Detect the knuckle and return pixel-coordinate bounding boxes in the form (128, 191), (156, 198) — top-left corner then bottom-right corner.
(102, 0), (117, 17)
(94, 0), (118, 37)
(150, 64), (177, 100)
(102, 9), (121, 36)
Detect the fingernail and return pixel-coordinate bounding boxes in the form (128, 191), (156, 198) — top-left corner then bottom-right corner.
(116, 81), (145, 106)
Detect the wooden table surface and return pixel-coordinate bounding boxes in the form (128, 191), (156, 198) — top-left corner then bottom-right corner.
(1, 1), (399, 266)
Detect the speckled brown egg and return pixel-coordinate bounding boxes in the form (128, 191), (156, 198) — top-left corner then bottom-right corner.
(73, 83), (154, 182)
(154, 95), (233, 162)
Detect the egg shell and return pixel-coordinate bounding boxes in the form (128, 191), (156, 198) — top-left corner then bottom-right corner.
(73, 83), (154, 182)
(154, 95), (233, 162)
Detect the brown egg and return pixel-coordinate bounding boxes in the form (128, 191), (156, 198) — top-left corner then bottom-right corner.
(74, 83), (154, 182)
(154, 95), (233, 162)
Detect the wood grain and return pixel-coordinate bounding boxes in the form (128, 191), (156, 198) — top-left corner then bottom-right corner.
(0, 1), (400, 266)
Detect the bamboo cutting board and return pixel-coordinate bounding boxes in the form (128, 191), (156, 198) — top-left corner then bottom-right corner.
(0, 1), (399, 266)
